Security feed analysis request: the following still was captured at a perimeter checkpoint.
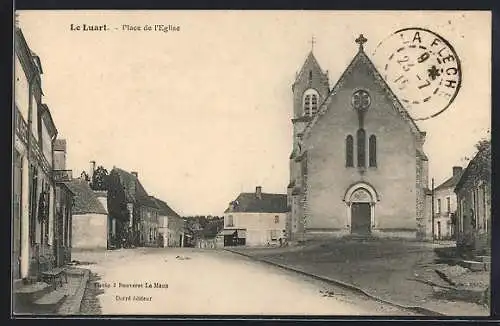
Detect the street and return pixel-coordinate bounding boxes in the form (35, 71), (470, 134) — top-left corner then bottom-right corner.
(74, 248), (416, 315)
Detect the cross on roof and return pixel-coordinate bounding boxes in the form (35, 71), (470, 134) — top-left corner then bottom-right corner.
(309, 35), (316, 52)
(355, 34), (367, 50)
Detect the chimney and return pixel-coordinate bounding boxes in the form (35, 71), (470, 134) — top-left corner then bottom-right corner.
(256, 186), (262, 199)
(53, 139), (67, 170)
(453, 166), (463, 177)
(89, 160), (96, 184)
(131, 171), (138, 178)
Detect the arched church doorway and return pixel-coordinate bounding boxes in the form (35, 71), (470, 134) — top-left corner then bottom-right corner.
(344, 183), (378, 236)
(350, 188), (372, 235)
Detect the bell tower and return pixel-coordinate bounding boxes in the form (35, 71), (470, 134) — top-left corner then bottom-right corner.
(291, 37), (330, 155)
(287, 37), (330, 243)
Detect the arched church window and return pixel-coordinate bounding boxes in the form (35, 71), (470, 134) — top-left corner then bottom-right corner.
(309, 70), (313, 81)
(311, 95), (318, 115)
(346, 135), (354, 167)
(357, 129), (366, 168)
(304, 95), (311, 116)
(303, 89), (320, 117)
(369, 135), (377, 167)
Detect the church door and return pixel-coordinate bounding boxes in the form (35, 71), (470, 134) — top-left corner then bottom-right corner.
(351, 203), (371, 235)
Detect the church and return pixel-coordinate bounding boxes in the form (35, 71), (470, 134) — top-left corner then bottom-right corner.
(286, 35), (433, 242)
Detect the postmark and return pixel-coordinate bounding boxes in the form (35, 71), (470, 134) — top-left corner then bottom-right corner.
(372, 27), (462, 120)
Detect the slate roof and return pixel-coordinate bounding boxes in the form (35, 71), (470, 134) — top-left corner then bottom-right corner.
(224, 192), (288, 214)
(65, 179), (107, 215)
(111, 167), (151, 205)
(455, 144), (491, 192)
(150, 197), (181, 217)
(294, 51), (328, 84)
(435, 172), (463, 191)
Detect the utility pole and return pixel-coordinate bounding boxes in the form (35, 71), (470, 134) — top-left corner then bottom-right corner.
(431, 178), (435, 242)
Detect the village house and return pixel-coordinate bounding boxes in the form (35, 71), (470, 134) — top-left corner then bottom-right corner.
(152, 197), (185, 248)
(433, 166), (463, 240)
(222, 186), (288, 247)
(66, 178), (109, 249)
(454, 142), (491, 255)
(13, 27), (67, 282)
(287, 35), (432, 242)
(107, 168), (160, 247)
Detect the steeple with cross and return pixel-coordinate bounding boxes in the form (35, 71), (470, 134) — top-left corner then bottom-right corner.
(355, 34), (367, 51)
(309, 35), (316, 53)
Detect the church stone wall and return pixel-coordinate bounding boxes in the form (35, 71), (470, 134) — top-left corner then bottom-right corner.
(304, 59), (418, 232)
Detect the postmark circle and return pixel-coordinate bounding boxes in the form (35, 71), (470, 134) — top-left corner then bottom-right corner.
(372, 27), (462, 121)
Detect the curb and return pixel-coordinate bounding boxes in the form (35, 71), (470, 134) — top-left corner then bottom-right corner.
(57, 268), (90, 315)
(226, 249), (446, 317)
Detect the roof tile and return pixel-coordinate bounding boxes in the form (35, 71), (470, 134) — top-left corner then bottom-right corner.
(225, 192), (288, 214)
(65, 179), (107, 215)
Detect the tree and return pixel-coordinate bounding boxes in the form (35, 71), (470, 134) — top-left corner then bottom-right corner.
(472, 138), (491, 182)
(91, 166), (109, 190)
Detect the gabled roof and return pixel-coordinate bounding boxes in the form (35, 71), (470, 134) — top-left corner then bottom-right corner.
(40, 104), (58, 138)
(224, 192), (288, 214)
(435, 172), (463, 191)
(150, 196), (181, 217)
(302, 47), (422, 141)
(111, 167), (149, 203)
(293, 51), (328, 85)
(455, 143), (491, 193)
(65, 179), (107, 215)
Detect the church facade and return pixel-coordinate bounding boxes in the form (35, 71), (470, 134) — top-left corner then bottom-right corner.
(287, 35), (433, 242)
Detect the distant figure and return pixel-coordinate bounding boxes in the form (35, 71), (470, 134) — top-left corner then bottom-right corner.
(279, 238), (283, 247)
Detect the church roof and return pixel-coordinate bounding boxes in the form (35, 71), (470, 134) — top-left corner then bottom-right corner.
(293, 51), (328, 85)
(224, 192), (288, 214)
(302, 41), (422, 141)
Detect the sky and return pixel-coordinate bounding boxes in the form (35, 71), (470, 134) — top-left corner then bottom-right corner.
(16, 11), (491, 216)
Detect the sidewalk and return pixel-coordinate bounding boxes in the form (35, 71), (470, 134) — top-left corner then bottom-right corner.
(57, 267), (90, 315)
(226, 238), (489, 316)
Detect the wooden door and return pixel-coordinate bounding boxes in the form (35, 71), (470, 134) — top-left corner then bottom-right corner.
(351, 203), (371, 235)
